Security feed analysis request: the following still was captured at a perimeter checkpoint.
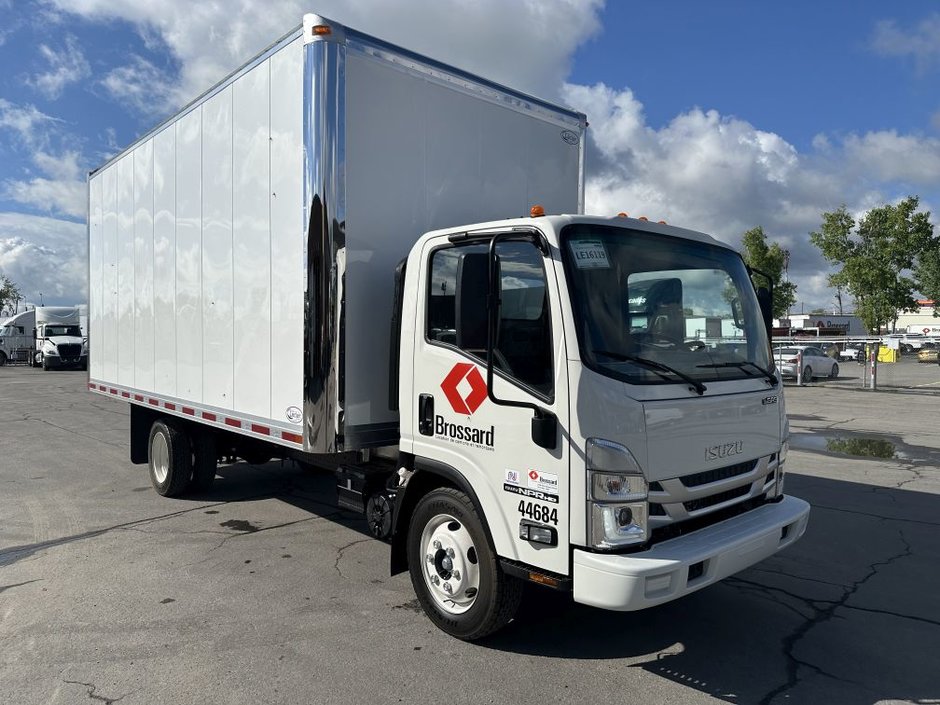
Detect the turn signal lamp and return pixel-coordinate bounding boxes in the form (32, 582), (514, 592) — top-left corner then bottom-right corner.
(530, 204), (545, 217)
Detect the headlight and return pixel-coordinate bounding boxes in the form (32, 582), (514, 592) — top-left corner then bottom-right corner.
(586, 438), (648, 549)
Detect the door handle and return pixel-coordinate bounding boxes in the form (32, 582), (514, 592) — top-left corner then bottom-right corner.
(418, 394), (434, 436)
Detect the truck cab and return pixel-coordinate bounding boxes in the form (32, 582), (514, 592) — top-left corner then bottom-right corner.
(35, 322), (87, 370)
(393, 213), (809, 637)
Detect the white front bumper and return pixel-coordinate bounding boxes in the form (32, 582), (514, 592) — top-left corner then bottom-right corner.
(572, 496), (810, 611)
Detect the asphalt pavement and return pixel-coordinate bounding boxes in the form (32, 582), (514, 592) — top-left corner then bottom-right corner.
(1, 368), (938, 704)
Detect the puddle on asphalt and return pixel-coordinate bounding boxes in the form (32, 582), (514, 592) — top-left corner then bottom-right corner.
(219, 519), (260, 533)
(825, 437), (896, 458)
(790, 432), (902, 459)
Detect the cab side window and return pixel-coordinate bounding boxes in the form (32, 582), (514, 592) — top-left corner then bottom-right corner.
(427, 240), (553, 398)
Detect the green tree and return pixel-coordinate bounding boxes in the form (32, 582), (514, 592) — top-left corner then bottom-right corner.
(915, 243), (940, 317)
(0, 272), (22, 315)
(810, 196), (935, 332)
(738, 226), (797, 319)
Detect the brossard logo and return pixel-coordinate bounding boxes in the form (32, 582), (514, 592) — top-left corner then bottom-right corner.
(436, 362), (494, 449)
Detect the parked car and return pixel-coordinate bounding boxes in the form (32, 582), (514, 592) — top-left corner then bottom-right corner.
(883, 333), (926, 353)
(917, 347), (939, 363)
(839, 342), (867, 363)
(774, 345), (840, 382)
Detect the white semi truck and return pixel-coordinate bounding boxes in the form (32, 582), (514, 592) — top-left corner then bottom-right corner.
(87, 14), (809, 640)
(0, 306), (87, 369)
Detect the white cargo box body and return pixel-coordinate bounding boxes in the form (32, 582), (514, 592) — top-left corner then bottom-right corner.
(88, 14), (585, 454)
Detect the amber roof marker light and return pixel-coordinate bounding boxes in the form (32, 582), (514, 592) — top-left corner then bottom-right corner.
(312, 24), (331, 35)
(530, 205), (545, 218)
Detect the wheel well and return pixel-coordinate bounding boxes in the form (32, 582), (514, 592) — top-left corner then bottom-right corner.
(389, 456), (494, 577)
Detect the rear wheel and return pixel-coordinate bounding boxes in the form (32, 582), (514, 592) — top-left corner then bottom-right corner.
(801, 366), (813, 384)
(148, 420), (192, 497)
(0, 351), (6, 366)
(407, 487), (521, 640)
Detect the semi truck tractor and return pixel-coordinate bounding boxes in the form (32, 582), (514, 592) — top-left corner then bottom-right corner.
(87, 13), (809, 640)
(0, 306), (87, 369)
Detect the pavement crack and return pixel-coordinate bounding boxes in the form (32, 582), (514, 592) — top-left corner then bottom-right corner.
(756, 528), (913, 705)
(812, 503), (940, 528)
(333, 538), (372, 578)
(0, 578), (43, 594)
(839, 604), (940, 628)
(63, 680), (128, 704)
(0, 502), (228, 567)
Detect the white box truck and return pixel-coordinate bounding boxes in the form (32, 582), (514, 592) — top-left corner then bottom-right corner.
(88, 14), (809, 640)
(0, 306), (87, 369)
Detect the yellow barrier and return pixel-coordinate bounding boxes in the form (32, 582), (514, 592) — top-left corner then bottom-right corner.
(876, 347), (898, 363)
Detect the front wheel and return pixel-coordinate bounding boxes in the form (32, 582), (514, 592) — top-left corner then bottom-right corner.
(829, 363), (839, 378)
(407, 487), (521, 640)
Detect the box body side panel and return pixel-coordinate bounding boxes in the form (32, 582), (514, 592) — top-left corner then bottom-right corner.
(153, 127), (177, 395)
(88, 38), (304, 432)
(270, 39), (305, 426)
(88, 177), (103, 379)
(176, 108), (204, 400)
(342, 49), (582, 437)
(202, 86), (235, 409)
(133, 140), (155, 392)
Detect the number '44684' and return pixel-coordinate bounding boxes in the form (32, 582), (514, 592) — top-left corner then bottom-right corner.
(517, 500), (558, 526)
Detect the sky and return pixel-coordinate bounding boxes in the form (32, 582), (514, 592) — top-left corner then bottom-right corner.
(0, 0), (938, 314)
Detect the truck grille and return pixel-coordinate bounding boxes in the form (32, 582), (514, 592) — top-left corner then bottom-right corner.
(680, 460), (757, 487)
(57, 343), (81, 357)
(648, 453), (778, 538)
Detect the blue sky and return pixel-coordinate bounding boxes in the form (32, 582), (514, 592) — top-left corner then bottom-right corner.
(0, 0), (938, 312)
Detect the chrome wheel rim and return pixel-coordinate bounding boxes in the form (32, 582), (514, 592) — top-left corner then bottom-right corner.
(420, 513), (481, 615)
(151, 433), (169, 484)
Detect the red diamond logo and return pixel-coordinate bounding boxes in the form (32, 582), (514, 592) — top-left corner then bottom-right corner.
(528, 470), (539, 481)
(441, 362), (488, 415)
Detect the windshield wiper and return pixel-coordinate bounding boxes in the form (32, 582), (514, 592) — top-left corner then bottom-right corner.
(593, 350), (707, 396)
(697, 360), (778, 386)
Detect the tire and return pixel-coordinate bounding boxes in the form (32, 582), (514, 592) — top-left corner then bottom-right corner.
(407, 487), (522, 641)
(829, 363), (839, 379)
(801, 366), (813, 384)
(0, 351), (6, 366)
(189, 431), (218, 491)
(148, 420), (193, 497)
(42, 356), (49, 371)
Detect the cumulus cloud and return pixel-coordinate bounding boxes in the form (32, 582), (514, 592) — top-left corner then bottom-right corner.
(46, 0), (603, 109)
(0, 100), (87, 218)
(100, 55), (176, 116)
(871, 13), (940, 71)
(26, 35), (91, 99)
(0, 98), (61, 147)
(562, 82), (939, 309)
(0, 212), (87, 305)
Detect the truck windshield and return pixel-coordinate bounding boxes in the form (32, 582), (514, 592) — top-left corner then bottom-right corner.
(561, 224), (772, 387)
(45, 325), (81, 337)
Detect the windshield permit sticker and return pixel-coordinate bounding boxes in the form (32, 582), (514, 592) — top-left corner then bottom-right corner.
(570, 240), (610, 269)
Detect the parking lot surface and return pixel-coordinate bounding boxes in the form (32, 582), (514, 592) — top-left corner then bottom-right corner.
(1, 368), (938, 704)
